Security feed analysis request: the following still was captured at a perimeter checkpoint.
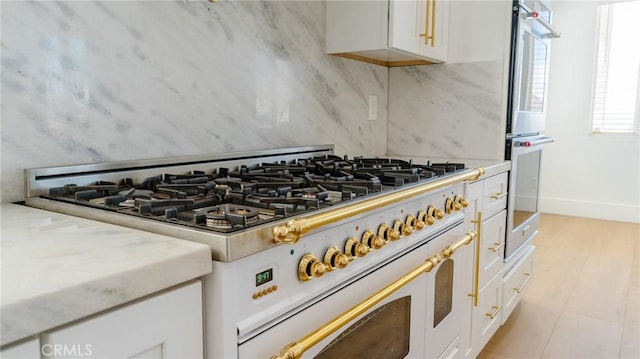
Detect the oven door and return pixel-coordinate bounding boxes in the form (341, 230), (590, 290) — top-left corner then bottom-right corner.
(506, 136), (554, 260)
(509, 0), (559, 138)
(241, 224), (473, 359)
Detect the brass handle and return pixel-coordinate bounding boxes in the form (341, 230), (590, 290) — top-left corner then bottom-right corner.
(273, 168), (485, 244)
(419, 0), (436, 46)
(488, 242), (505, 253)
(490, 192), (508, 200)
(271, 231), (477, 359)
(430, 0), (436, 47)
(485, 305), (503, 320)
(513, 273), (532, 293)
(468, 211), (482, 306)
(419, 0), (430, 45)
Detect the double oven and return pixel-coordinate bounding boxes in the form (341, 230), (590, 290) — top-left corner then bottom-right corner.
(505, 0), (559, 260)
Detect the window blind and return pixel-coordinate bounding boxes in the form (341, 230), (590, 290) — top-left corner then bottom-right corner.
(591, 1), (640, 134)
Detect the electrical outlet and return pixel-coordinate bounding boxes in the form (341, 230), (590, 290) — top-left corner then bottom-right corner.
(368, 95), (377, 121)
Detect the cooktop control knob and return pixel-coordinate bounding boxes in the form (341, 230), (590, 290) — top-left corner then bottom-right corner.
(298, 253), (326, 281)
(416, 210), (430, 227)
(454, 195), (469, 209)
(363, 229), (386, 249)
(345, 236), (369, 259)
(378, 223), (400, 242)
(406, 214), (424, 231)
(427, 206), (442, 223)
(445, 197), (455, 214)
(393, 219), (413, 237)
(323, 245), (349, 271)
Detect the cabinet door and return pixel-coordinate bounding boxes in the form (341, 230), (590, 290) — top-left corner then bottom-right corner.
(0, 337), (40, 359)
(41, 281), (203, 358)
(474, 277), (503, 354)
(479, 210), (507, 289)
(502, 245), (535, 324)
(389, 0), (449, 62)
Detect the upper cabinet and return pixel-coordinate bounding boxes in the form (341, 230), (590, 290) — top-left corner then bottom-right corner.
(327, 0), (511, 67)
(326, 0), (450, 66)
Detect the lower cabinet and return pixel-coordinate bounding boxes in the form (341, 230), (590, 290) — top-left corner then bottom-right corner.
(474, 275), (503, 352)
(1, 280), (203, 359)
(0, 337), (40, 358)
(502, 246), (535, 324)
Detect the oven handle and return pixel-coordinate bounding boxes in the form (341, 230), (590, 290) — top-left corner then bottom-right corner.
(270, 231), (478, 359)
(513, 136), (555, 148)
(273, 168), (485, 244)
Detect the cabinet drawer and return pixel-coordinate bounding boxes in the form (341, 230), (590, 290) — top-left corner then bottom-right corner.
(475, 276), (503, 352)
(479, 210), (506, 289)
(482, 172), (508, 218)
(502, 245), (535, 324)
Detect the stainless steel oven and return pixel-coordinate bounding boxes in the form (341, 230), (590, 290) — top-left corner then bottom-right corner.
(506, 0), (560, 143)
(506, 135), (553, 260)
(504, 0), (559, 261)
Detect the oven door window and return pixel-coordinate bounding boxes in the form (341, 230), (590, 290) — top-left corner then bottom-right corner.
(513, 150), (541, 228)
(433, 259), (454, 328)
(314, 296), (411, 359)
(518, 31), (548, 113)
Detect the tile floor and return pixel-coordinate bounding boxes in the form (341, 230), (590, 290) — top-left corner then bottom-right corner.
(478, 213), (640, 359)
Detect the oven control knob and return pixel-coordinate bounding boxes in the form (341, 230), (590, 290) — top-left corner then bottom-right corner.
(416, 210), (429, 229)
(393, 219), (413, 237)
(427, 206), (442, 223)
(363, 229), (386, 249)
(323, 245), (349, 271)
(298, 253), (326, 281)
(454, 195), (469, 209)
(378, 223), (400, 242)
(445, 197), (455, 214)
(406, 214), (424, 231)
(345, 236), (369, 259)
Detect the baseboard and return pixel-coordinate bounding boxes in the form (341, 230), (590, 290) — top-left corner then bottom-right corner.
(540, 196), (640, 224)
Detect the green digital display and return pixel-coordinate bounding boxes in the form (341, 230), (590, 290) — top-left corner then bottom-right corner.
(256, 268), (273, 286)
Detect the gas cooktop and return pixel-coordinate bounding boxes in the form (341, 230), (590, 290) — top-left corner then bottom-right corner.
(39, 155), (465, 234)
(24, 145), (480, 261)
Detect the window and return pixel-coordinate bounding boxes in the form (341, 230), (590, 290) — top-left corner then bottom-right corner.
(591, 1), (640, 134)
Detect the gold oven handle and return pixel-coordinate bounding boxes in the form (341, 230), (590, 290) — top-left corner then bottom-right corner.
(273, 168), (485, 244)
(270, 231), (477, 359)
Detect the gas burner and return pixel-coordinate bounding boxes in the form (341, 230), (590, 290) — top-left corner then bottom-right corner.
(203, 205), (260, 229)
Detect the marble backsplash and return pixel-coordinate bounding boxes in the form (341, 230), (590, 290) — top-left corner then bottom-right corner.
(388, 61), (506, 160)
(0, 1), (388, 203)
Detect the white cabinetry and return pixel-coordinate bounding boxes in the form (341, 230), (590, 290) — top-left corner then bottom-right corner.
(502, 245), (535, 324)
(0, 337), (40, 358)
(463, 172), (509, 358)
(41, 281), (203, 358)
(326, 0), (449, 66)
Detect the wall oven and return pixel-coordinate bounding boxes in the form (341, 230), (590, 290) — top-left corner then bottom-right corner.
(505, 0), (559, 260)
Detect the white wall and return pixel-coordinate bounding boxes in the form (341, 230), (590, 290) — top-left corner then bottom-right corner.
(541, 0), (640, 223)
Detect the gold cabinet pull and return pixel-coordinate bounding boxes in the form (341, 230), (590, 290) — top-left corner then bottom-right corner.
(468, 211), (482, 307)
(270, 231), (477, 359)
(490, 192), (508, 200)
(513, 273), (532, 293)
(419, 0), (430, 45)
(273, 168), (485, 244)
(485, 305), (503, 320)
(430, 0), (436, 47)
(487, 242), (505, 253)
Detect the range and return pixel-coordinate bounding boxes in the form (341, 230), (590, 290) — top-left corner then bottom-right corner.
(24, 145), (485, 358)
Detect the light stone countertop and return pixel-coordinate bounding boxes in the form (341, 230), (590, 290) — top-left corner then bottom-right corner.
(395, 157), (511, 179)
(0, 204), (212, 346)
